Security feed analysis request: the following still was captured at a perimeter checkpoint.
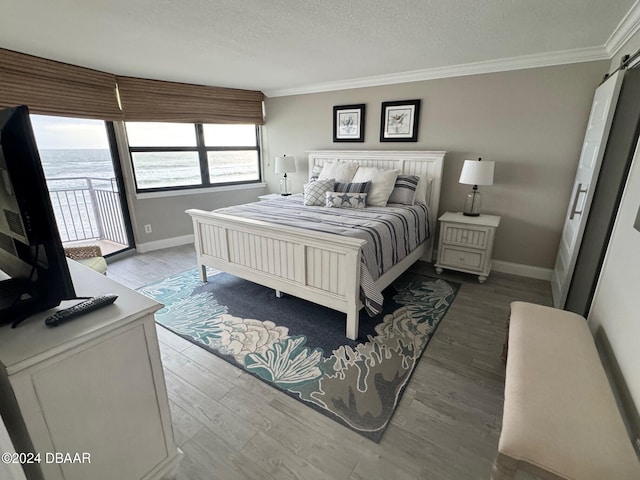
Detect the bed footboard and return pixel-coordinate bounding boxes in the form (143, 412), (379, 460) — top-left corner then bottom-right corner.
(186, 209), (367, 339)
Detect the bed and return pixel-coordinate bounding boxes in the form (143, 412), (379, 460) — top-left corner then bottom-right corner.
(186, 150), (445, 340)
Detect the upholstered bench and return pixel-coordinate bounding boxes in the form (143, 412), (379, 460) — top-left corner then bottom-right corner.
(492, 301), (640, 480)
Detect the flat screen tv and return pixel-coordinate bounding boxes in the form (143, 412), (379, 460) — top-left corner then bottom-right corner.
(0, 105), (76, 326)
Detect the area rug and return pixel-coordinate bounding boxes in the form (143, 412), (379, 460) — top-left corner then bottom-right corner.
(140, 268), (459, 442)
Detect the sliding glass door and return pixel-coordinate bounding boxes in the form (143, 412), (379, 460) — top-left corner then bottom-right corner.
(29, 115), (134, 256)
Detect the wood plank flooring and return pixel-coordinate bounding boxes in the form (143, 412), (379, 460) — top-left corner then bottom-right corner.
(107, 245), (552, 480)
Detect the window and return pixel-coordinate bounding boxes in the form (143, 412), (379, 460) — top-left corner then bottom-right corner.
(125, 122), (261, 192)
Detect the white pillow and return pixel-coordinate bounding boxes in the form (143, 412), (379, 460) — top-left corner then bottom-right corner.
(303, 179), (335, 206)
(351, 167), (399, 206)
(318, 161), (359, 183)
(309, 164), (323, 181)
(414, 176), (433, 205)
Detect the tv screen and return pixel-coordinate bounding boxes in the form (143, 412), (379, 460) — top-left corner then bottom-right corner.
(0, 105), (76, 326)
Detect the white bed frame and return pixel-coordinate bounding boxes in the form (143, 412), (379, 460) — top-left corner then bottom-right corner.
(186, 150), (445, 340)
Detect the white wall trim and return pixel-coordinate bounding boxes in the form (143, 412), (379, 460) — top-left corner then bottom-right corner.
(492, 260), (552, 281)
(265, 47), (608, 97)
(136, 234), (194, 253)
(606, 0), (640, 57)
(135, 182), (267, 200)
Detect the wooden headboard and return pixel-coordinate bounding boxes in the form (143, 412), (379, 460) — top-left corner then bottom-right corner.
(308, 149), (445, 222)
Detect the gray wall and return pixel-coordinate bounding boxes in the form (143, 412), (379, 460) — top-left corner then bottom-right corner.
(262, 61), (609, 270)
(128, 188), (265, 244)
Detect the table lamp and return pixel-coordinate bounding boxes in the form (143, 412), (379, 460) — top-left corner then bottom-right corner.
(459, 157), (494, 216)
(274, 155), (296, 196)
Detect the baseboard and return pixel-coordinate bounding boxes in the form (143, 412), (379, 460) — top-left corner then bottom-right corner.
(492, 260), (552, 281)
(594, 328), (640, 456)
(136, 234), (194, 253)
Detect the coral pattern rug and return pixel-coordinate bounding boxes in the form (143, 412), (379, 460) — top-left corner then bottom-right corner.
(140, 268), (458, 442)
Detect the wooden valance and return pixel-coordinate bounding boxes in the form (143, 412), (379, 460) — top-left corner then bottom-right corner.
(0, 48), (122, 120)
(116, 76), (265, 125)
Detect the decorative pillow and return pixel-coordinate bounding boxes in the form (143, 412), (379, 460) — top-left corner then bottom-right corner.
(309, 164), (323, 182)
(318, 160), (359, 183)
(387, 175), (420, 205)
(414, 176), (433, 204)
(325, 191), (367, 209)
(334, 181), (371, 193)
(303, 179), (335, 206)
(351, 167), (399, 206)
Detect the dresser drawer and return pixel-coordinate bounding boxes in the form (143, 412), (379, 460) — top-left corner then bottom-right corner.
(441, 223), (491, 249)
(440, 245), (485, 271)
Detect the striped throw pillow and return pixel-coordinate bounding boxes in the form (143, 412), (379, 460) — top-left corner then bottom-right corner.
(334, 181), (372, 193)
(387, 175), (420, 205)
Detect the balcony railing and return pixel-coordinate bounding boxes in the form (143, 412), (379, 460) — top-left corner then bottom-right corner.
(47, 177), (128, 248)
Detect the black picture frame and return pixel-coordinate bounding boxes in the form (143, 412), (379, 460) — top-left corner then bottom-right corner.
(380, 99), (421, 142)
(333, 104), (365, 142)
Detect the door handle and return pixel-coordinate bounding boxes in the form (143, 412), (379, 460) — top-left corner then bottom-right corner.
(569, 183), (588, 220)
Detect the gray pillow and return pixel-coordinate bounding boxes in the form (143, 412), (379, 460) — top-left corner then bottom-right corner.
(387, 175), (420, 205)
(334, 181), (371, 193)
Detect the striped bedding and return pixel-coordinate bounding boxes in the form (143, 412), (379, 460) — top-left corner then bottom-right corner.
(215, 194), (430, 315)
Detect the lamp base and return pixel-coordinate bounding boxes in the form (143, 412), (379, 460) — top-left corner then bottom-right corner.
(462, 212), (480, 217)
(280, 174), (291, 196)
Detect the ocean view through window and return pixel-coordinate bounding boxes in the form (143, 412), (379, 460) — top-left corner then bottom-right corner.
(126, 122), (261, 192)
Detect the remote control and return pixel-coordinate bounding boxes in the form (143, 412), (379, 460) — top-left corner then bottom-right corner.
(45, 294), (118, 327)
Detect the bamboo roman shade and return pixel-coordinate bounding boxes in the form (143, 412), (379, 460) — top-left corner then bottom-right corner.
(116, 76), (265, 125)
(0, 48), (122, 120)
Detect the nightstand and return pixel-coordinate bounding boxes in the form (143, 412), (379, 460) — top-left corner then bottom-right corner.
(434, 212), (501, 283)
(258, 193), (284, 201)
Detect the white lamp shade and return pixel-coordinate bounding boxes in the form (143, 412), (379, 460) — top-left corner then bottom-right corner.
(459, 159), (494, 186)
(275, 155), (296, 174)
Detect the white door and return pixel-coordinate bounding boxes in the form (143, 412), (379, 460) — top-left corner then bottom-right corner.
(551, 70), (624, 308)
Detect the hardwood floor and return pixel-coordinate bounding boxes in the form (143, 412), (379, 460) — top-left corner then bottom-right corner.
(107, 245), (552, 480)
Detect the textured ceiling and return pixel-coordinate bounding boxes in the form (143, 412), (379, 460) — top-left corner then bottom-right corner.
(0, 0), (637, 96)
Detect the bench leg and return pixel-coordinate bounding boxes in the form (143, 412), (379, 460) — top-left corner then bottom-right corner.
(275, 289), (282, 298)
(491, 453), (517, 480)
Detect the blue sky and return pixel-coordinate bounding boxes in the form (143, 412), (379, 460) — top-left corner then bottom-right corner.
(30, 115), (109, 149)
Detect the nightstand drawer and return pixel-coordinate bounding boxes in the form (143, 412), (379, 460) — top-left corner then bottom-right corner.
(440, 246), (485, 270)
(441, 223), (490, 249)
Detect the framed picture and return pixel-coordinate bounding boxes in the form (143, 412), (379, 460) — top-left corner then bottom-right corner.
(333, 104), (365, 142)
(380, 99), (421, 142)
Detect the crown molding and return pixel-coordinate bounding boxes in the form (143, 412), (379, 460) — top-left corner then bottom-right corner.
(265, 2), (640, 99)
(606, 0), (640, 57)
(265, 46), (609, 97)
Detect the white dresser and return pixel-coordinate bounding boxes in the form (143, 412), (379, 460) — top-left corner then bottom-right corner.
(0, 261), (182, 480)
(435, 212), (501, 283)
